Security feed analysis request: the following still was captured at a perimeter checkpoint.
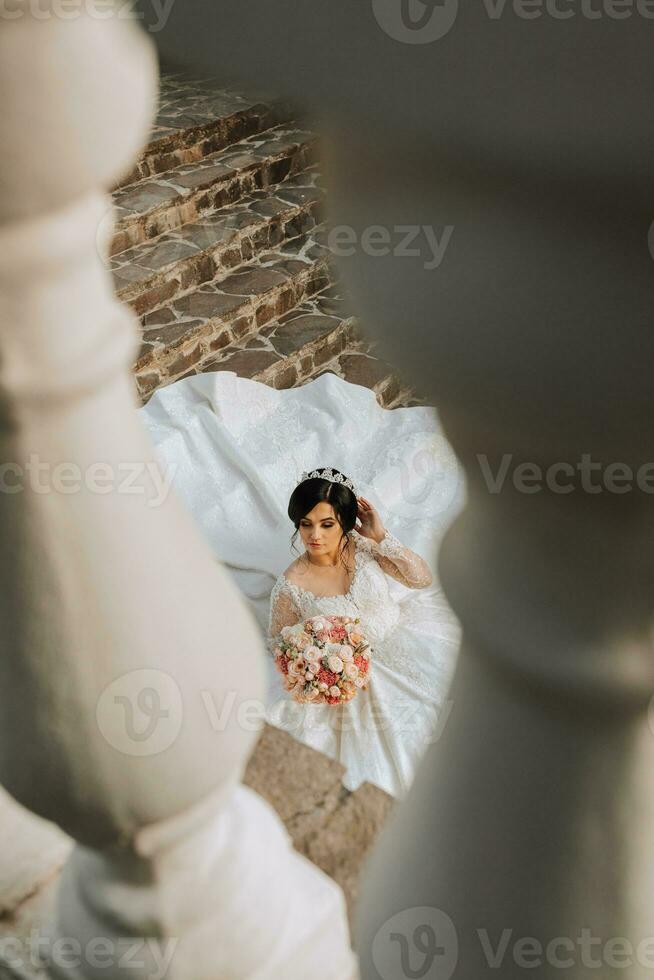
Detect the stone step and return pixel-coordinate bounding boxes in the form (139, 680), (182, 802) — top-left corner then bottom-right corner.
(234, 332), (417, 409)
(110, 123), (320, 256)
(183, 281), (361, 392)
(314, 342), (423, 409)
(155, 275), (421, 410)
(134, 223), (332, 400)
(114, 70), (297, 189)
(243, 724), (394, 934)
(113, 167), (324, 318)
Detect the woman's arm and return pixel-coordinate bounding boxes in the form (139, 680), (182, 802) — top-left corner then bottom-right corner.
(267, 578), (302, 654)
(355, 528), (433, 589)
(355, 496), (433, 589)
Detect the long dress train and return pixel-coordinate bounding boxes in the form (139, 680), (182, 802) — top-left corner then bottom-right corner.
(139, 369), (465, 799)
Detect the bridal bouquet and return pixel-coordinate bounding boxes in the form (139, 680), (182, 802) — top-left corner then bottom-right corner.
(273, 615), (371, 705)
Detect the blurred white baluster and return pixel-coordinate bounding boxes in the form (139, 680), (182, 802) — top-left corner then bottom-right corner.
(0, 5), (357, 978)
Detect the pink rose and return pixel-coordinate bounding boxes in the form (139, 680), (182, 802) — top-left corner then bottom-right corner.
(344, 661), (359, 679)
(304, 645), (322, 664)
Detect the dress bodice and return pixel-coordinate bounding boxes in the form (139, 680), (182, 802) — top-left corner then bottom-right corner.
(279, 537), (400, 645)
(266, 527), (453, 704)
(267, 527), (433, 653)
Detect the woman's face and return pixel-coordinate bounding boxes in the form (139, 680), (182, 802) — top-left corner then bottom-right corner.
(299, 501), (344, 556)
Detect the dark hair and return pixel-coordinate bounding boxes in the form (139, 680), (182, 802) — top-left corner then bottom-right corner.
(288, 469), (358, 572)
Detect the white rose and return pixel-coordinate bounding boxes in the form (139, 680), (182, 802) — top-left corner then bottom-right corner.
(304, 645), (322, 664)
(327, 655), (344, 674)
(344, 661), (359, 679)
(329, 685), (341, 698)
(339, 644), (354, 661)
(312, 619), (326, 632)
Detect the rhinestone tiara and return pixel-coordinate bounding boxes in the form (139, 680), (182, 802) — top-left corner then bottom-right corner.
(297, 467), (357, 495)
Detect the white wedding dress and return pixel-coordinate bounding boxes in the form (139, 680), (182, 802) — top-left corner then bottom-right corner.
(139, 369), (465, 799)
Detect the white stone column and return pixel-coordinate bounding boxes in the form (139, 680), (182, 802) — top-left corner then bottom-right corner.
(0, 5), (358, 978)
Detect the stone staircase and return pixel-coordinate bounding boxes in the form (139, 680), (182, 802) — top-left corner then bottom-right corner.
(105, 69), (425, 410)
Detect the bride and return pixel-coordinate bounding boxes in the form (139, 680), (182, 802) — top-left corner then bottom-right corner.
(139, 369), (464, 800)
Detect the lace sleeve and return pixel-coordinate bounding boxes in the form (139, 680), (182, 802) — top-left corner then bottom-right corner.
(267, 576), (302, 655)
(355, 528), (433, 589)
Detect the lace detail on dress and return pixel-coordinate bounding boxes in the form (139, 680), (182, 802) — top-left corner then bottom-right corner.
(267, 576), (302, 655)
(267, 530), (433, 657)
(352, 528), (433, 589)
(265, 529), (457, 710)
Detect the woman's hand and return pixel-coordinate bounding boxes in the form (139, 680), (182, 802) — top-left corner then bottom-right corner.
(356, 497), (386, 544)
